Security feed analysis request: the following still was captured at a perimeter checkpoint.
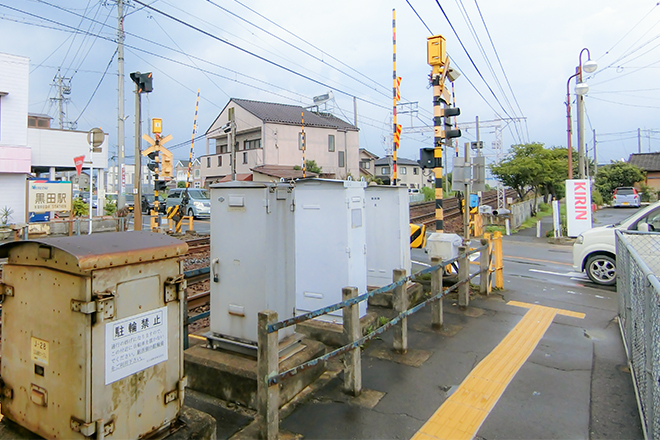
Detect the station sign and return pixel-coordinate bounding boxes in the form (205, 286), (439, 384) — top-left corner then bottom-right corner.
(27, 180), (72, 213)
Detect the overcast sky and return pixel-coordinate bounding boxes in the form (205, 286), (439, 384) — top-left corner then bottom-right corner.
(1, 0), (659, 170)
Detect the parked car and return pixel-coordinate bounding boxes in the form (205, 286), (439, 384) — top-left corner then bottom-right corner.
(165, 188), (210, 218)
(141, 194), (166, 214)
(573, 201), (660, 285)
(612, 187), (640, 208)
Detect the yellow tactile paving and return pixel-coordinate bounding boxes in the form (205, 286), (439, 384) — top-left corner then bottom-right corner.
(411, 302), (584, 440)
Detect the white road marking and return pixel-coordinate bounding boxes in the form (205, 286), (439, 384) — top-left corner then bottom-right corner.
(529, 269), (584, 278)
(412, 260), (432, 267)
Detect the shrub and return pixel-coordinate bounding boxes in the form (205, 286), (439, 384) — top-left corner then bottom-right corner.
(72, 197), (89, 217)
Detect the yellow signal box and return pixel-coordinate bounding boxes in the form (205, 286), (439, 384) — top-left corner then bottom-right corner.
(152, 118), (162, 134)
(427, 35), (446, 66)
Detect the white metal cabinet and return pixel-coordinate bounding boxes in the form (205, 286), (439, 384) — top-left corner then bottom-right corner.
(209, 181), (296, 344)
(295, 179), (367, 322)
(0, 232), (187, 440)
(365, 185), (411, 286)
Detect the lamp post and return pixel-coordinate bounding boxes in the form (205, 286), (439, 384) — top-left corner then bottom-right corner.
(567, 48), (597, 179)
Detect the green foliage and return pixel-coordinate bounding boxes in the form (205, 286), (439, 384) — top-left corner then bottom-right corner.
(72, 197), (89, 217)
(638, 183), (654, 202)
(485, 225), (506, 234)
(104, 197), (117, 216)
(177, 181), (186, 188)
(378, 316), (389, 327)
(421, 186), (434, 201)
(0, 206), (14, 225)
(367, 176), (384, 185)
(594, 162), (645, 203)
(489, 143), (568, 211)
(294, 160), (323, 174)
(591, 188), (604, 206)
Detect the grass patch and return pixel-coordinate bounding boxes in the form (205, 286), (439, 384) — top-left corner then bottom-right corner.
(485, 225), (506, 234)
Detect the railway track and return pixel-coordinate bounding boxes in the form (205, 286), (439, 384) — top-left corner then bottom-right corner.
(409, 189), (517, 231)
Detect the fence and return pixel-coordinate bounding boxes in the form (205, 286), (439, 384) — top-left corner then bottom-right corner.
(616, 230), (660, 440)
(509, 196), (543, 229)
(255, 240), (499, 440)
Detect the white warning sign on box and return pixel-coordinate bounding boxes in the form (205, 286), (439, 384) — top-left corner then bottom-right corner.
(105, 307), (168, 385)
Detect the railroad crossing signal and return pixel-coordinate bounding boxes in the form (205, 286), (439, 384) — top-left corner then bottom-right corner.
(142, 133), (173, 178)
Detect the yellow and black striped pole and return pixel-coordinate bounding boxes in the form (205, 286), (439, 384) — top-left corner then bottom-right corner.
(392, 8), (397, 185)
(428, 35), (449, 232)
(301, 111), (306, 178)
(186, 89), (200, 189)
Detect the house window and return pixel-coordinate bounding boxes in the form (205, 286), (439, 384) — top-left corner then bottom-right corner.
(194, 169), (201, 178)
(206, 157), (211, 168)
(217, 156), (222, 167)
(400, 166), (407, 175)
(243, 152), (248, 164)
(298, 132), (305, 150)
(381, 166), (390, 175)
(194, 182), (201, 188)
(244, 139), (261, 150)
(361, 160), (370, 169)
(219, 144), (228, 153)
(338, 151), (345, 167)
(413, 167), (419, 175)
(328, 135), (335, 152)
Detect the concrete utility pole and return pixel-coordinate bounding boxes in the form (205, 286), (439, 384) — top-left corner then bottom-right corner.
(463, 141), (471, 240)
(133, 81), (142, 231)
(576, 66), (586, 179)
(117, 0), (126, 209)
(229, 107), (237, 181)
(593, 129), (598, 176)
(638, 128), (642, 154)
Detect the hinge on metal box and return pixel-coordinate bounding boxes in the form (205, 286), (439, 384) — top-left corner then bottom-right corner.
(164, 377), (187, 405)
(0, 283), (14, 303)
(70, 417), (114, 437)
(165, 274), (186, 303)
(71, 291), (116, 322)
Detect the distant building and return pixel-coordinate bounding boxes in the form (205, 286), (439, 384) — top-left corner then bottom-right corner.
(373, 156), (429, 189)
(628, 152), (660, 190)
(200, 98), (359, 187)
(359, 148), (378, 179)
(175, 159), (202, 188)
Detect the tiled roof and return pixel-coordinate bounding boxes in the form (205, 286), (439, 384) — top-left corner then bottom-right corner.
(252, 164), (319, 179)
(628, 152), (660, 171)
(374, 156), (420, 166)
(233, 99), (358, 131)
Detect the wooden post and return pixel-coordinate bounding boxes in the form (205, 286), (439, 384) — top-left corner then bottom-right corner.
(479, 238), (490, 295)
(342, 287), (362, 396)
(494, 231), (504, 289)
(392, 268), (408, 353)
(430, 257), (443, 328)
(68, 218), (74, 236)
(257, 310), (279, 440)
(458, 246), (469, 307)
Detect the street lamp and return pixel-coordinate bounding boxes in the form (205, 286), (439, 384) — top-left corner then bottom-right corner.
(566, 48), (597, 179)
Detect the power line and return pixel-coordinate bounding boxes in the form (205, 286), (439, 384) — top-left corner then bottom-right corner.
(600, 2), (660, 58)
(74, 48), (117, 124)
(131, 0), (390, 110)
(433, 0), (522, 144)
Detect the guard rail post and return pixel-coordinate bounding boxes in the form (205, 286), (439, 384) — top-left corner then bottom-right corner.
(392, 268), (408, 353)
(430, 258), (443, 328)
(479, 239), (490, 295)
(494, 231), (504, 289)
(484, 232), (494, 292)
(257, 310), (279, 440)
(342, 286), (362, 396)
(187, 216), (193, 231)
(458, 246), (469, 307)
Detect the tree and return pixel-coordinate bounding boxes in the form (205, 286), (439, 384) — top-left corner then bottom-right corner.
(595, 162), (645, 203)
(293, 160), (323, 174)
(490, 143), (567, 211)
(177, 181), (186, 188)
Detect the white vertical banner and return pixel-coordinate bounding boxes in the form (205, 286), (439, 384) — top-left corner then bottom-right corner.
(566, 179), (593, 237)
(552, 200), (561, 238)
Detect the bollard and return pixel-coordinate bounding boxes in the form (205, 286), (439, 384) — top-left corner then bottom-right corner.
(494, 231), (504, 289)
(430, 258), (443, 328)
(505, 218), (511, 236)
(257, 310), (279, 440)
(536, 220), (541, 238)
(479, 239), (490, 295)
(342, 287), (362, 396)
(392, 268), (408, 354)
(187, 216), (193, 231)
(458, 246), (469, 307)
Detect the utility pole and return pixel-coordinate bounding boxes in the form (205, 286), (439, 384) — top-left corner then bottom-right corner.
(392, 9), (399, 186)
(593, 129), (598, 177)
(638, 128), (642, 154)
(117, 0), (126, 209)
(463, 141), (471, 240)
(229, 107), (237, 181)
(130, 71), (153, 231)
(576, 66), (586, 179)
(353, 96), (358, 127)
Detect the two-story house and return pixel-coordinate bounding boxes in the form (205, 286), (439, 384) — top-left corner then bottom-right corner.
(359, 148), (378, 179)
(200, 99), (359, 186)
(175, 159), (202, 188)
(374, 156), (430, 189)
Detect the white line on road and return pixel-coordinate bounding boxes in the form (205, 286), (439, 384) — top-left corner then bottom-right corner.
(529, 269), (585, 278)
(412, 260), (432, 267)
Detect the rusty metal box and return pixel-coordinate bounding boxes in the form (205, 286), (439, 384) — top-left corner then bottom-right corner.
(0, 232), (188, 439)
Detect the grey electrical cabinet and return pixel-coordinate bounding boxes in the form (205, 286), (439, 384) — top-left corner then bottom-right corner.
(0, 232), (188, 440)
(365, 185), (411, 286)
(209, 181), (296, 345)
